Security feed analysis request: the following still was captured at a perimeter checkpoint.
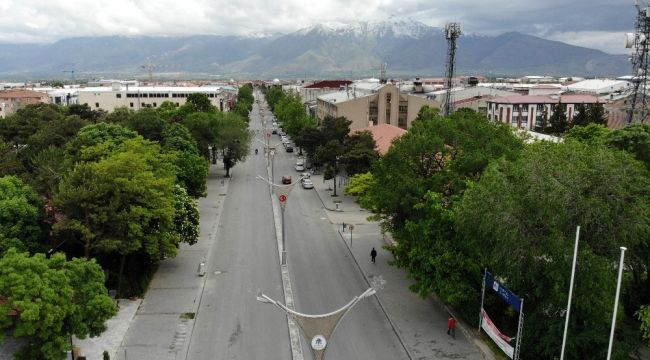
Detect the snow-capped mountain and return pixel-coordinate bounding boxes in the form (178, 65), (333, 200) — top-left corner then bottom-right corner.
(296, 19), (435, 39)
(0, 19), (629, 79)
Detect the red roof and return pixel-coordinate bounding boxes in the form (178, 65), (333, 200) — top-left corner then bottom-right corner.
(356, 123), (407, 155)
(0, 89), (48, 99)
(304, 80), (353, 89)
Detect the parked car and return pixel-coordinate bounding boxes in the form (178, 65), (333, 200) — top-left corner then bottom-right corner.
(272, 128), (278, 134)
(301, 172), (311, 179)
(282, 175), (292, 184)
(285, 145), (294, 152)
(295, 164), (305, 171)
(302, 179), (314, 189)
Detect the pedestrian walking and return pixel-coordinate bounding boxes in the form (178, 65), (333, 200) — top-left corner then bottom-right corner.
(370, 247), (377, 263)
(447, 316), (457, 339)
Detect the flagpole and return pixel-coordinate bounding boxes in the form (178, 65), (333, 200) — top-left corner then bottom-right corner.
(479, 267), (487, 332)
(606, 247), (627, 360)
(560, 226), (580, 360)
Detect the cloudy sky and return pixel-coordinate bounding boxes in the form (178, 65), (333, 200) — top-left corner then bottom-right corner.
(0, 0), (635, 54)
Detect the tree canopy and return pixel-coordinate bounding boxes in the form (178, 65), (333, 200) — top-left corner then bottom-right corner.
(457, 141), (650, 358)
(0, 249), (116, 360)
(0, 176), (44, 255)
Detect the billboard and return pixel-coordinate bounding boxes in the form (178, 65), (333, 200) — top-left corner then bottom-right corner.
(485, 271), (522, 312)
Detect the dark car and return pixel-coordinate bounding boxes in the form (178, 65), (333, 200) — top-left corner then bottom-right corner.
(285, 145), (294, 153)
(282, 175), (292, 184)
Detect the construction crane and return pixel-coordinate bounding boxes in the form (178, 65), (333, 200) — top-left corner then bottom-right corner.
(141, 63), (155, 83)
(62, 70), (75, 83)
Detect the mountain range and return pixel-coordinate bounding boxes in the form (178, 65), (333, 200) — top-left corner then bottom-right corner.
(0, 19), (630, 80)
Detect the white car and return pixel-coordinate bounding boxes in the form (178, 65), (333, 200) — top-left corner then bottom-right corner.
(295, 164), (305, 171)
(302, 179), (314, 189)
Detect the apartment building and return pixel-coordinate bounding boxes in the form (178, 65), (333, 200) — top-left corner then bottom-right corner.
(77, 84), (231, 112)
(487, 94), (601, 130)
(0, 89), (51, 118)
(316, 82), (438, 131)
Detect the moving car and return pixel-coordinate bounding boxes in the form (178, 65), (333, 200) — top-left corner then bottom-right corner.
(282, 175), (291, 184)
(285, 145), (294, 153)
(295, 164), (305, 171)
(302, 179), (314, 189)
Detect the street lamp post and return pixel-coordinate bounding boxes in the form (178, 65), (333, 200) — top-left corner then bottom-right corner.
(256, 288), (376, 360)
(332, 156), (340, 196)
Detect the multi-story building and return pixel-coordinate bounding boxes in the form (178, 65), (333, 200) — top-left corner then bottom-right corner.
(486, 94), (601, 130)
(77, 84), (232, 112)
(316, 82), (438, 131)
(0, 89), (51, 118)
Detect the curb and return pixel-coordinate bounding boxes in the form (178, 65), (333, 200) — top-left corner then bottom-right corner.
(336, 230), (415, 360)
(380, 232), (496, 360)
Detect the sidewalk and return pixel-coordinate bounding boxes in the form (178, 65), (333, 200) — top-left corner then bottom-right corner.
(310, 172), (495, 360)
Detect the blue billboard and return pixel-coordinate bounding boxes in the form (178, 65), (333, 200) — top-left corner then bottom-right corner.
(485, 271), (522, 312)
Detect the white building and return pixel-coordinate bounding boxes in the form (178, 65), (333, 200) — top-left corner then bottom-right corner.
(487, 94), (601, 131)
(77, 84), (231, 112)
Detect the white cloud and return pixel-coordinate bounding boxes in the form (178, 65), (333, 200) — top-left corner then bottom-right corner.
(547, 31), (630, 55)
(0, 0), (637, 54)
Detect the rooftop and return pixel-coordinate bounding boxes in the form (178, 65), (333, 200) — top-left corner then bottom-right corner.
(304, 80), (353, 89)
(489, 94), (601, 104)
(357, 123), (407, 155)
(0, 89), (49, 98)
(77, 86), (223, 93)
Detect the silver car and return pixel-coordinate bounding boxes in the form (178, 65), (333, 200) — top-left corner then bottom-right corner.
(302, 179), (314, 189)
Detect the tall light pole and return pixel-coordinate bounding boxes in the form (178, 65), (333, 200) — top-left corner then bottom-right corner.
(606, 246), (627, 360)
(256, 288), (376, 360)
(560, 226), (580, 360)
(332, 156), (340, 196)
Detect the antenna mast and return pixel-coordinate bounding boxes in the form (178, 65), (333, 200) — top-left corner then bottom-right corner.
(625, 1), (650, 123)
(443, 22), (461, 117)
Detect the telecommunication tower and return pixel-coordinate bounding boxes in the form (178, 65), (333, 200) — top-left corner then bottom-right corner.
(625, 0), (650, 123)
(443, 22), (461, 117)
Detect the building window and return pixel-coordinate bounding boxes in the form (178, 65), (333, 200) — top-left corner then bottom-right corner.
(116, 94), (122, 98)
(153, 102), (157, 107)
(95, 102), (99, 108)
(130, 102), (134, 108)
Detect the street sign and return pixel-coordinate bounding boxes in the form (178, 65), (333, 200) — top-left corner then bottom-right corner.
(349, 224), (355, 231)
(279, 194), (287, 203)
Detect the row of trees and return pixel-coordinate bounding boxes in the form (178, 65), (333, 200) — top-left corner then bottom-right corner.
(539, 101), (607, 135)
(348, 107), (650, 358)
(264, 86), (379, 178)
(0, 89), (252, 359)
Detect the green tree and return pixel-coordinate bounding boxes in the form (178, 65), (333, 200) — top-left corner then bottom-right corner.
(639, 305), (650, 346)
(125, 108), (168, 142)
(571, 103), (589, 127)
(0, 104), (66, 150)
(182, 112), (218, 159)
(565, 124), (610, 146)
(0, 176), (44, 255)
(172, 185), (200, 245)
(548, 101), (568, 135)
(342, 131), (378, 175)
(178, 93), (216, 116)
(28, 146), (68, 198)
(65, 123), (138, 164)
(66, 104), (106, 123)
(21, 115), (89, 164)
(104, 106), (134, 126)
(0, 249), (116, 360)
(161, 123), (200, 155)
(606, 123), (650, 169)
(173, 151), (208, 198)
(214, 113), (251, 177)
(344, 172), (375, 209)
(274, 92), (314, 138)
(265, 86), (285, 111)
(234, 84), (254, 118)
(587, 102), (607, 125)
(0, 139), (25, 177)
(55, 138), (178, 260)
(457, 141), (650, 358)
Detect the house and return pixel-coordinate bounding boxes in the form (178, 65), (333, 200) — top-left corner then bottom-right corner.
(0, 89), (51, 118)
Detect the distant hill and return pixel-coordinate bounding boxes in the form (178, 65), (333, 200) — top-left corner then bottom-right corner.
(0, 19), (629, 80)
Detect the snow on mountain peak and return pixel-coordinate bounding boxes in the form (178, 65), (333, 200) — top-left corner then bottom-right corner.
(296, 18), (433, 39)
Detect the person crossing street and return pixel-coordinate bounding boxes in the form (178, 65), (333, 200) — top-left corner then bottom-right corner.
(370, 247), (377, 263)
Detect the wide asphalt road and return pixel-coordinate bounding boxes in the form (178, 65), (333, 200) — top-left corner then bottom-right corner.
(184, 98), (290, 360)
(187, 91), (408, 360)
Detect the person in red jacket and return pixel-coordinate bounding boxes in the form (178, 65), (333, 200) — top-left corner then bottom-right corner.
(447, 316), (457, 339)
